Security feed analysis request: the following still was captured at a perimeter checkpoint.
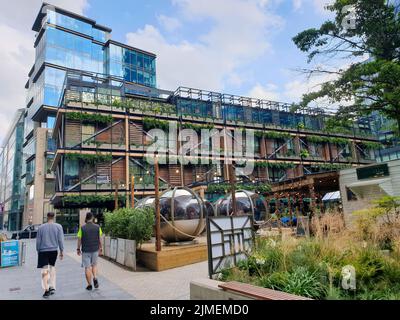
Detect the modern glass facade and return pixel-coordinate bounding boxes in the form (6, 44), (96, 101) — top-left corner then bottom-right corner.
(25, 6), (156, 126)
(107, 43), (156, 87)
(20, 4), (158, 231)
(0, 110), (25, 231)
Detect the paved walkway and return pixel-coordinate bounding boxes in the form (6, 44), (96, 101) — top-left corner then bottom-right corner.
(0, 238), (208, 300)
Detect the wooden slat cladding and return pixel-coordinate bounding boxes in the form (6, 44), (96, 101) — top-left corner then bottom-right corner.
(129, 122), (144, 145)
(97, 162), (111, 178)
(112, 158), (126, 184)
(96, 121), (125, 145)
(266, 139), (275, 155)
(168, 164), (182, 187)
(65, 120), (81, 147)
(287, 168), (295, 179)
(184, 166), (194, 186)
(158, 166), (169, 183)
(257, 167), (268, 180)
(260, 137), (267, 158)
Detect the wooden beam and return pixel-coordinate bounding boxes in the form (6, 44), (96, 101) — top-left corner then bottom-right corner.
(154, 156), (161, 252)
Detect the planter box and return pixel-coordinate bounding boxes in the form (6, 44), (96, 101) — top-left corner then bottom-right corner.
(124, 239), (137, 271)
(110, 238), (118, 260)
(116, 238), (126, 265)
(104, 236), (111, 258)
(100, 236), (105, 256)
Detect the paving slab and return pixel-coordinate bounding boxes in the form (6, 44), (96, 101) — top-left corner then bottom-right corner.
(0, 238), (209, 300)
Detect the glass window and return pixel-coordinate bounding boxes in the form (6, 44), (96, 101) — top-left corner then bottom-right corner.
(130, 51), (137, 66)
(124, 66), (131, 82)
(110, 44), (122, 61)
(137, 70), (144, 84)
(92, 28), (107, 43)
(130, 69), (137, 83)
(64, 159), (79, 190)
(137, 53), (144, 68)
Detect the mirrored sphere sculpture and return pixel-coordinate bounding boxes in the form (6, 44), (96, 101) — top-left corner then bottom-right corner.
(214, 190), (268, 224)
(136, 187), (214, 242)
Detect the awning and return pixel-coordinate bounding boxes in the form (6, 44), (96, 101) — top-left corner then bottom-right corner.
(347, 178), (391, 188)
(322, 191), (341, 201)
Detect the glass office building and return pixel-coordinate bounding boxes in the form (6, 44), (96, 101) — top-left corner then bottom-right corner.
(22, 3), (157, 232)
(0, 110), (25, 231)
(9, 3), (380, 232)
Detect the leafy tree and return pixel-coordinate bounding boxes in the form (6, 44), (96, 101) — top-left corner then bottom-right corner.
(293, 0), (400, 132)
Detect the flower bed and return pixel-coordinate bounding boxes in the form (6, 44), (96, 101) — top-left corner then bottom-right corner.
(220, 212), (400, 300)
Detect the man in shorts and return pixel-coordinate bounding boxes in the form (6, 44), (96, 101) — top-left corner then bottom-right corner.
(36, 212), (64, 298)
(76, 212), (103, 290)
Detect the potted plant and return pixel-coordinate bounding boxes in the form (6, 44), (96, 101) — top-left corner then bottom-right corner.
(104, 207), (155, 271)
(300, 149), (310, 159)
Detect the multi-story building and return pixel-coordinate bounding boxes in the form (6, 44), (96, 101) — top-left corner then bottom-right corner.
(19, 3), (379, 232)
(0, 109), (25, 231)
(22, 3), (156, 232)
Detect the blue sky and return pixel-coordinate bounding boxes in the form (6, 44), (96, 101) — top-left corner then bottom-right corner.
(83, 0), (334, 101)
(0, 0), (335, 142)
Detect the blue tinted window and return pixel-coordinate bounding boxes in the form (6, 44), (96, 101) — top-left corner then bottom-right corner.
(47, 116), (56, 129)
(92, 28), (107, 42)
(137, 70), (144, 83)
(110, 61), (123, 77)
(137, 53), (144, 68)
(110, 44), (122, 61)
(131, 70), (137, 82)
(130, 51), (137, 66)
(48, 11), (92, 37)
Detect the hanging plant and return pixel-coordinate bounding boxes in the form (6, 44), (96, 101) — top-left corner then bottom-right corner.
(181, 122), (214, 131)
(307, 135), (350, 146)
(206, 182), (271, 194)
(255, 130), (291, 140)
(62, 194), (126, 207)
(310, 163), (352, 171)
(143, 117), (170, 131)
(255, 161), (296, 169)
(65, 153), (113, 165)
(361, 141), (382, 150)
(66, 112), (113, 124)
(300, 149), (310, 159)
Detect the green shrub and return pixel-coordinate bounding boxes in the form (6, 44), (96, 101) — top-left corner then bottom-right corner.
(283, 267), (327, 299)
(259, 272), (288, 291)
(104, 207), (155, 245)
(127, 207), (155, 245)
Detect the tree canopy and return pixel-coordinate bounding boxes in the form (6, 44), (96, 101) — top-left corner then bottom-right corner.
(293, 0), (400, 133)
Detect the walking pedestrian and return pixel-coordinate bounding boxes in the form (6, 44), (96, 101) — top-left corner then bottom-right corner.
(76, 212), (103, 291)
(36, 212), (64, 298)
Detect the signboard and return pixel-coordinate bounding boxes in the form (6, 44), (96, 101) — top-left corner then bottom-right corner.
(206, 215), (254, 278)
(1, 240), (19, 267)
(296, 216), (310, 237)
(356, 163), (389, 180)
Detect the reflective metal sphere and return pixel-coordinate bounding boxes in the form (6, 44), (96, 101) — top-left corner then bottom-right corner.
(214, 190), (268, 224)
(136, 187), (214, 242)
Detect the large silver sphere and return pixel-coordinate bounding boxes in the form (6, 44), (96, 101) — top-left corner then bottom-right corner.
(136, 187), (214, 242)
(214, 190), (268, 224)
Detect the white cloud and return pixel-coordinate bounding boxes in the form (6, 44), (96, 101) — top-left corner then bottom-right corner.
(293, 0), (303, 11)
(0, 0), (88, 144)
(126, 0), (284, 92)
(291, 0), (333, 14)
(157, 14), (182, 32)
(248, 83), (281, 101)
(312, 0), (334, 14)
